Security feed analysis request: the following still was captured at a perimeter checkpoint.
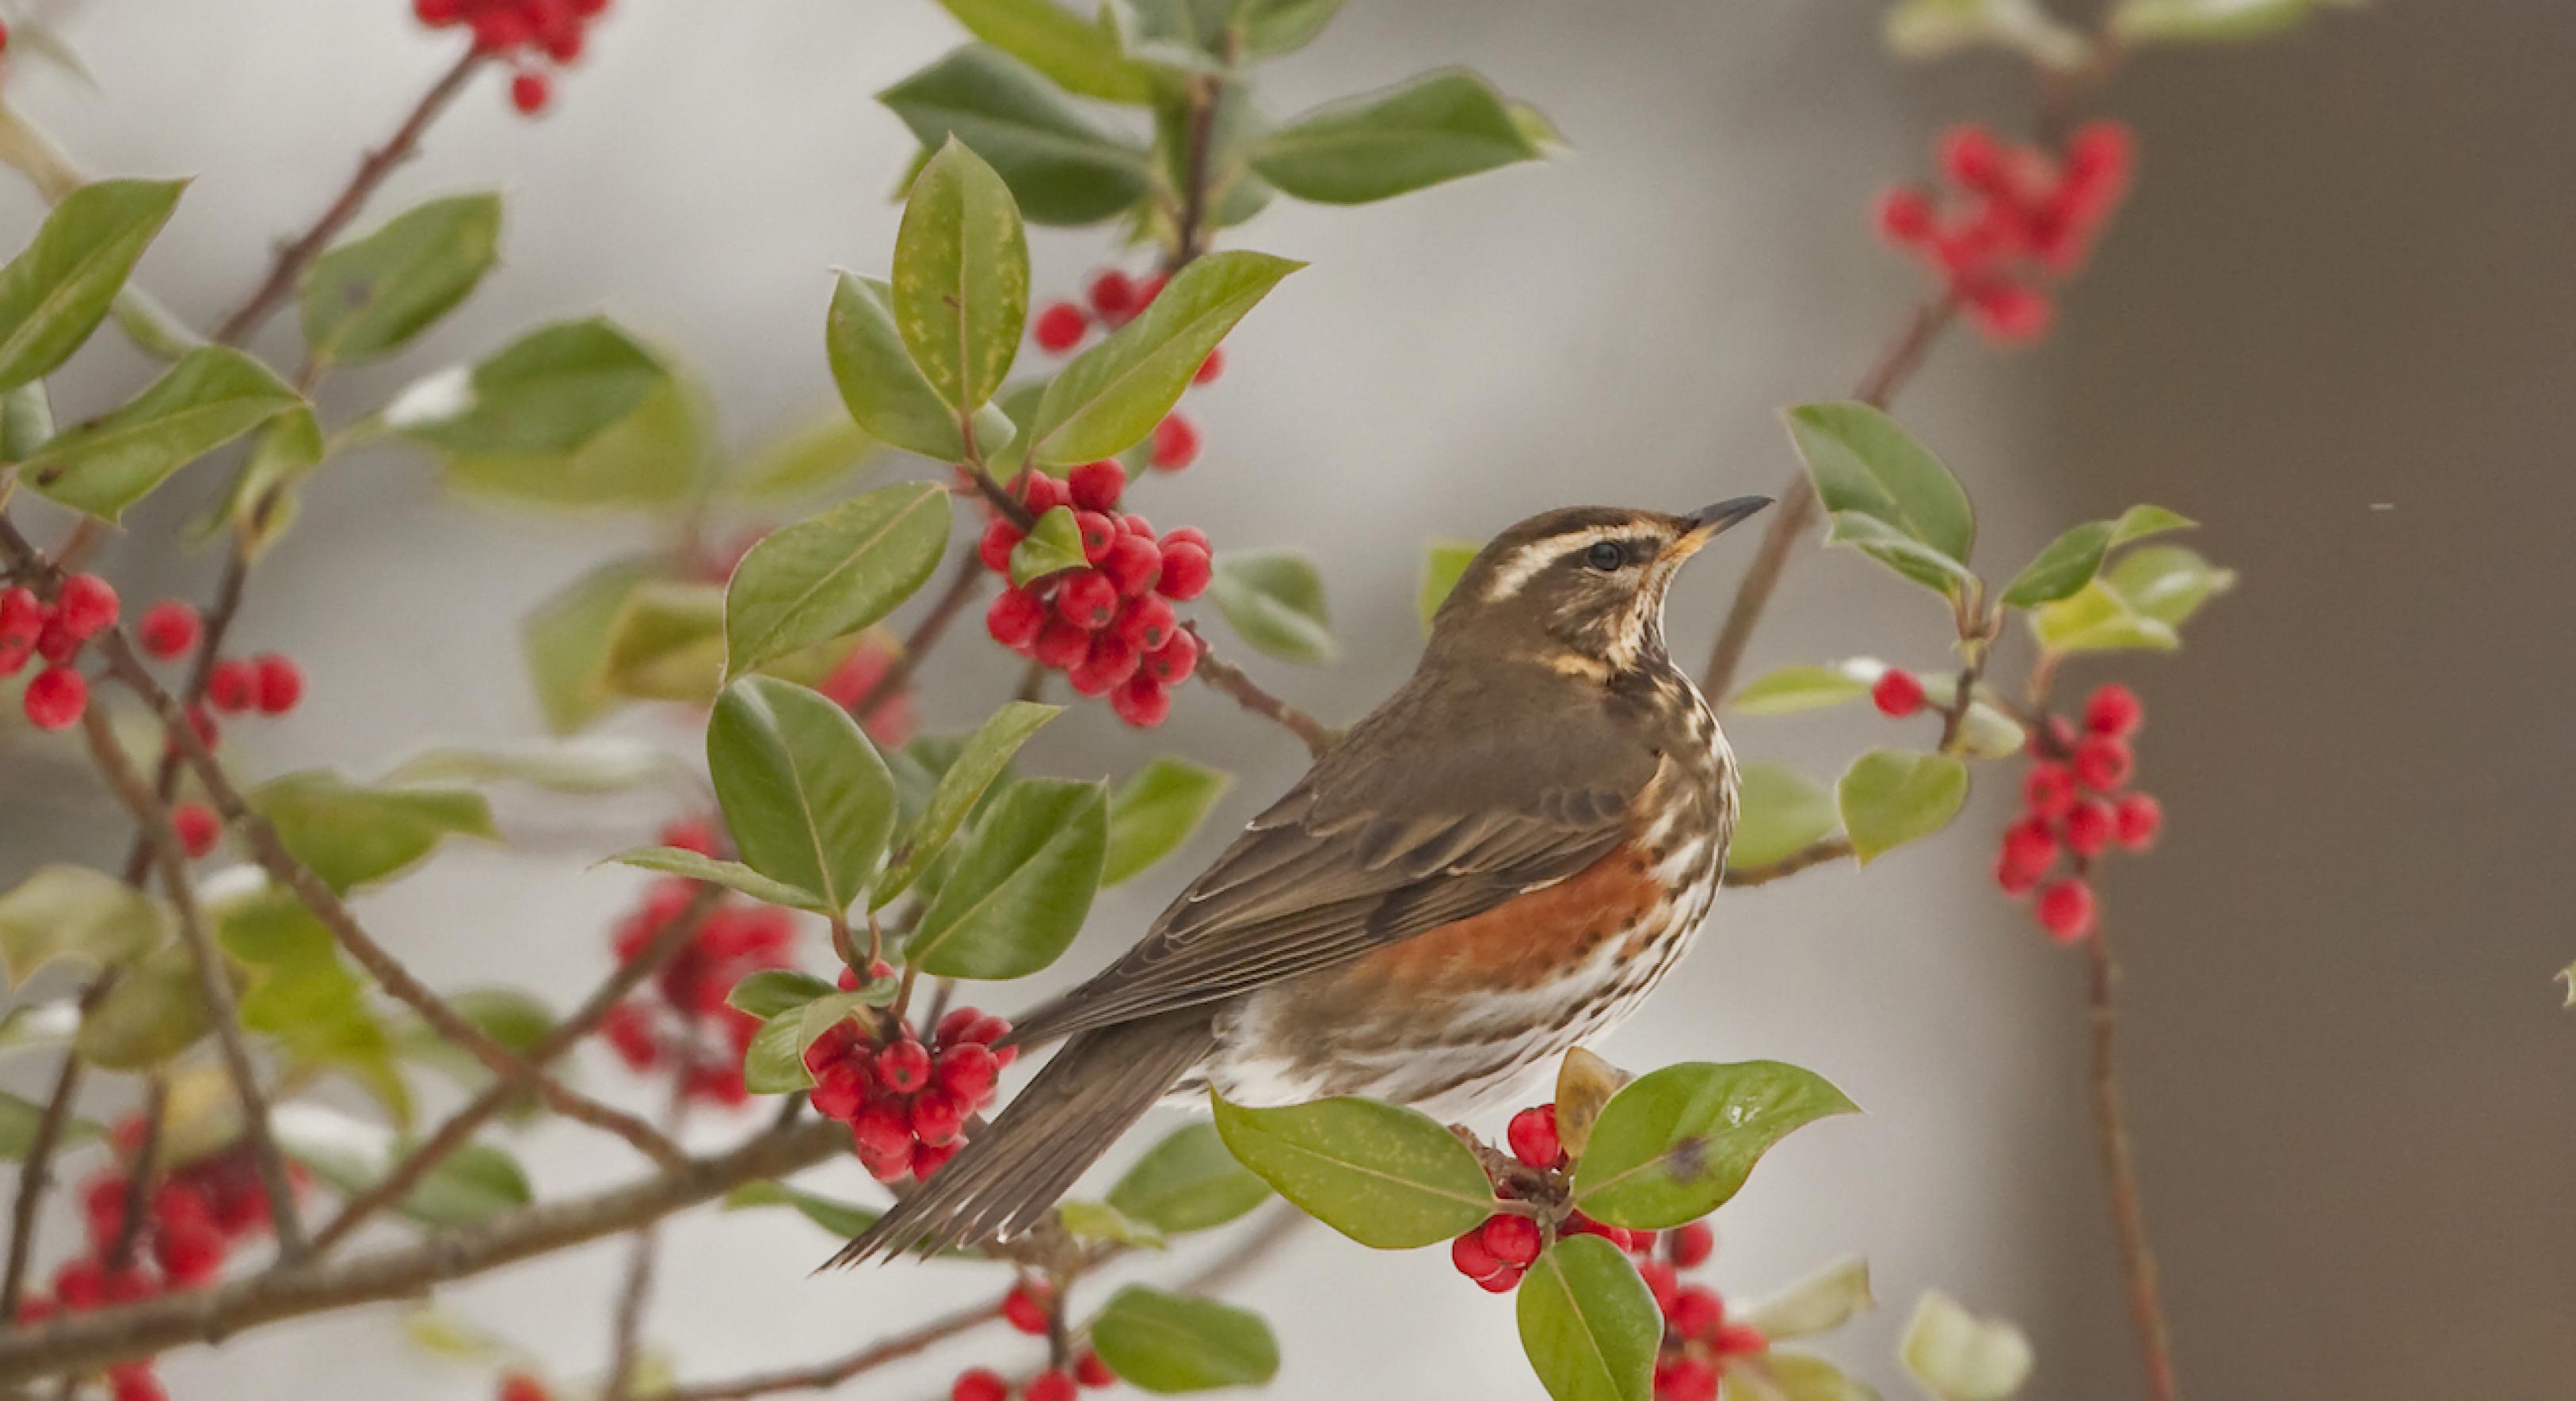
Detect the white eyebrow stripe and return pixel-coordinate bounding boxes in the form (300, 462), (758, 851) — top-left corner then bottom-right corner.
(1481, 524), (1629, 600)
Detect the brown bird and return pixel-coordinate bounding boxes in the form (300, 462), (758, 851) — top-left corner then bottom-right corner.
(833, 497), (1771, 1266)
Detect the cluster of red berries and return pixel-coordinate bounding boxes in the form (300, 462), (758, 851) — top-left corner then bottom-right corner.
(1031, 268), (1218, 473)
(978, 462), (1210, 729)
(140, 596), (306, 756)
(1639, 1224), (1767, 1401)
(942, 1285), (1121, 1401)
(15, 1132), (304, 1401)
(410, 0), (608, 115)
(1873, 120), (2135, 343)
(1448, 1104), (1687, 1293)
(806, 998), (1013, 1183)
(1995, 683), (2162, 942)
(3, 575), (118, 731)
(596, 819), (796, 1107)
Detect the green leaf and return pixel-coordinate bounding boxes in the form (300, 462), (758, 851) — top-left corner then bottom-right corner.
(879, 45), (1155, 227)
(215, 885), (410, 1124)
(76, 946), (211, 1070)
(211, 405), (324, 559)
(726, 411), (884, 501)
(1728, 664), (1872, 716)
(894, 139), (1031, 414)
(1744, 1256), (1874, 1340)
(1999, 505), (2194, 609)
(725, 969), (840, 1019)
(21, 346), (303, 521)
(1515, 1234), (1660, 1401)
(1785, 403), (1976, 593)
(0, 381), (55, 461)
(0, 178), (185, 390)
(612, 847), (830, 913)
(741, 991), (881, 1093)
(2112, 0), (2349, 44)
(390, 318), (666, 455)
(1900, 1292), (2033, 1401)
(251, 771), (497, 892)
(601, 578), (729, 702)
(707, 676), (900, 914)
(724, 1180), (885, 1238)
(1570, 1060), (1858, 1229)
(827, 274), (970, 460)
(386, 739), (686, 794)
(1884, 0), (2091, 69)
(877, 701), (1060, 907)
(931, 0), (1156, 102)
(1252, 69), (1549, 205)
(1089, 1285), (1280, 1393)
(2029, 545), (2235, 654)
(0, 864), (166, 989)
(1835, 749), (1967, 865)
(1210, 1091), (1492, 1248)
(1727, 1353), (1882, 1401)
(1417, 539), (1480, 634)
(272, 1103), (532, 1228)
(396, 987), (557, 1115)
(1725, 765), (1840, 874)
(1027, 250), (1300, 465)
(443, 371), (714, 510)
(909, 777), (1107, 978)
(1240, 0), (1349, 55)
(1057, 1198), (1168, 1248)
(1107, 1122), (1271, 1234)
(1010, 504), (1090, 586)
(722, 482), (952, 680)
(523, 557), (654, 734)
(1104, 757), (1229, 886)
(300, 192), (502, 366)
(1210, 548), (1335, 664)
(0, 1091), (102, 1159)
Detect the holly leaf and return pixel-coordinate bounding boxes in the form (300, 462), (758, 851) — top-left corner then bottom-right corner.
(250, 771), (497, 892)
(1209, 549), (1335, 664)
(2111, 0), (2353, 44)
(1240, 0), (1349, 55)
(1785, 403), (1976, 595)
(722, 482), (951, 680)
(443, 371), (714, 510)
(76, 946), (211, 1070)
(301, 192), (503, 366)
(1900, 1292), (2033, 1401)
(1745, 1257), (1874, 1340)
(389, 318), (667, 455)
(2029, 545), (2235, 654)
(1417, 539), (1480, 633)
(0, 177), (185, 390)
(386, 739), (688, 795)
(907, 777), (1107, 978)
(1210, 1091), (1492, 1248)
(876, 701), (1059, 907)
(1570, 1060), (1858, 1229)
(894, 138), (1030, 414)
(1728, 664), (1873, 715)
(1088, 1286), (1280, 1392)
(612, 847), (830, 913)
(929, 0), (1156, 103)
(21, 346), (303, 521)
(725, 969), (843, 1019)
(1835, 749), (1968, 865)
(1104, 756), (1229, 886)
(0, 864), (166, 990)
(214, 885), (410, 1125)
(1727, 767), (1841, 876)
(1999, 505), (2194, 609)
(726, 411), (884, 501)
(879, 45), (1156, 227)
(1516, 1234), (1660, 1401)
(1027, 250), (1300, 465)
(523, 558), (654, 734)
(1884, 0), (2091, 68)
(1107, 1123), (1272, 1234)
(272, 1103), (531, 1228)
(741, 991), (882, 1092)
(707, 676), (899, 914)
(1010, 505), (1090, 587)
(1252, 69), (1551, 205)
(827, 274), (975, 461)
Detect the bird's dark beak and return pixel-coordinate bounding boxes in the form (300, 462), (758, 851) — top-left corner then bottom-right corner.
(1682, 495), (1774, 539)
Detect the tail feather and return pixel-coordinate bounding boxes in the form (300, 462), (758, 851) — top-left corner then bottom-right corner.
(823, 1011), (1212, 1268)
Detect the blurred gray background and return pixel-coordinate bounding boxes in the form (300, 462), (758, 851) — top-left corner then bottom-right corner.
(2, 1), (2570, 1397)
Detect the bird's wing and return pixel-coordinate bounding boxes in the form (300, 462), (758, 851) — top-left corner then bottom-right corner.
(1004, 680), (1660, 1048)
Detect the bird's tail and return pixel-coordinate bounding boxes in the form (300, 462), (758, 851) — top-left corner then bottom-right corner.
(823, 1011), (1213, 1268)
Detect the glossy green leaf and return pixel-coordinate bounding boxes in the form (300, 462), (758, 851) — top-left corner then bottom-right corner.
(932, 0), (1155, 102)
(722, 482), (951, 680)
(1571, 1061), (1858, 1229)
(827, 274), (969, 460)
(880, 45), (1155, 227)
(444, 371), (713, 510)
(1009, 504), (1089, 586)
(0, 1091), (102, 1159)
(1884, 0), (2090, 68)
(1108, 1122), (1271, 1234)
(894, 139), (1031, 414)
(909, 777), (1107, 978)
(301, 192), (502, 366)
(76, 946), (210, 1070)
(1253, 69), (1549, 205)
(1725, 1353), (1882, 1401)
(523, 557), (654, 734)
(215, 885), (410, 1123)
(1745, 1255), (1874, 1341)
(1822, 513), (1979, 594)
(0, 864), (166, 989)
(741, 990), (880, 1093)
(724, 1180), (884, 1238)
(1835, 749), (1968, 864)
(1999, 505), (2194, 609)
(1418, 539), (1480, 633)
(1900, 1292), (2033, 1401)
(1089, 1285), (1280, 1392)
(612, 847), (829, 912)
(2029, 545), (2235, 654)
(601, 579), (728, 702)
(725, 969), (840, 1019)
(707, 676), (899, 914)
(0, 178), (185, 390)
(21, 346), (302, 520)
(1728, 664), (1872, 715)
(1210, 548), (1335, 664)
(726, 411), (883, 500)
(1725, 765), (1840, 874)
(0, 381), (55, 460)
(1240, 0), (1348, 55)
(1027, 250), (1300, 465)
(1516, 1234), (1660, 1401)
(251, 771), (497, 892)
(877, 701), (1059, 907)
(1785, 403), (1976, 592)
(273, 1103), (532, 1228)
(1104, 756), (1229, 886)
(1210, 1091), (1492, 1248)
(390, 318), (667, 455)
(2112, 0), (2347, 44)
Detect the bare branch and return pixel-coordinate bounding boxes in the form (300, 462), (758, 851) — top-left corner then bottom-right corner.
(1183, 626), (1333, 756)
(2086, 929), (2179, 1401)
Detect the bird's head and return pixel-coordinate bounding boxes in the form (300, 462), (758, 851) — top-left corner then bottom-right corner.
(1428, 498), (1773, 676)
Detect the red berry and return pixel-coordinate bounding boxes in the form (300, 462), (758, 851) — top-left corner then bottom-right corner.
(52, 1258), (106, 1310)
(1193, 346), (1225, 385)
(1637, 1259), (1681, 1315)
(135, 601), (200, 660)
(984, 586), (1048, 651)
(1002, 1282), (1053, 1334)
(2063, 798), (2115, 857)
(936, 1043), (1000, 1102)
(979, 519), (1025, 574)
(0, 586), (39, 645)
(509, 70), (551, 115)
(253, 653), (304, 715)
(1479, 1213), (1542, 1267)
(1034, 301), (1090, 352)
(1669, 1219), (1714, 1267)
(1713, 1322), (1770, 1357)
(498, 1376), (553, 1401)
(2000, 816), (2057, 878)
(33, 617), (79, 664)
(2084, 681), (2143, 738)
(1068, 635), (1139, 697)
(1027, 1372), (1077, 1401)
(2113, 793), (2163, 851)
(951, 1369), (1008, 1401)
(1154, 543), (1212, 601)
(876, 1038), (932, 1095)
(1099, 533), (1164, 598)
(934, 1006), (991, 1047)
(109, 1368), (167, 1401)
(1963, 280), (2052, 344)
(152, 1217), (227, 1286)
(1019, 471), (1071, 516)
(1149, 413), (1200, 471)
(909, 1087), (968, 1146)
(1871, 668), (1926, 718)
(1074, 510), (1119, 563)
(1655, 1356), (1720, 1401)
(207, 659), (258, 714)
(1142, 634), (1198, 687)
(1109, 673), (1171, 727)
(810, 1064), (867, 1121)
(1507, 1104), (1562, 1169)
(1875, 187), (1937, 246)
(1087, 269), (1138, 322)
(1068, 460), (1126, 512)
(1115, 595), (1177, 653)
(911, 1138), (962, 1178)
(1474, 1263), (1525, 1293)
(2036, 878), (2096, 942)
(2071, 734), (2132, 791)
(1056, 570), (1120, 630)
(1074, 1351), (1117, 1388)
(2022, 762), (2076, 821)
(172, 803), (219, 859)
(54, 574), (118, 640)
(1669, 1285), (1724, 1340)
(22, 665), (85, 730)
(1033, 618), (1093, 670)
(851, 1098), (913, 1155)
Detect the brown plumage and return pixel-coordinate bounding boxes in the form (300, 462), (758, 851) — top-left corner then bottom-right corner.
(829, 498), (1770, 1267)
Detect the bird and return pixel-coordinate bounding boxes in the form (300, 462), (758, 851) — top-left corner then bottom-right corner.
(831, 496), (1773, 1266)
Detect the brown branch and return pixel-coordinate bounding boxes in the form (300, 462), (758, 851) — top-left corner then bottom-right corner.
(1721, 836), (1855, 889)
(208, 47), (486, 348)
(79, 706), (308, 1258)
(651, 1298), (1006, 1401)
(853, 552), (985, 724)
(2085, 927), (2179, 1401)
(0, 1121), (853, 1382)
(0, 977), (109, 1318)
(1183, 626), (1332, 756)
(103, 1073), (168, 1271)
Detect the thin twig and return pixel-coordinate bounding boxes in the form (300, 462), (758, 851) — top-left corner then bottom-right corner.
(650, 1298), (1006, 1401)
(2085, 927), (2179, 1401)
(852, 552), (985, 723)
(1721, 836), (1855, 889)
(1183, 626), (1332, 756)
(0, 977), (109, 1319)
(602, 1084), (688, 1401)
(103, 1074), (168, 1271)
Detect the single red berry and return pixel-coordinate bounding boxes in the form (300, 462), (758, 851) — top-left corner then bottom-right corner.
(1110, 673), (1171, 727)
(600, 1003), (660, 1069)
(109, 1368), (167, 1401)
(810, 1064), (867, 1121)
(1963, 280), (2052, 344)
(2063, 120), (2137, 200)
(509, 69), (551, 115)
(0, 586), (38, 646)
(1474, 1263), (1525, 1294)
(1135, 272), (1168, 306)
(1074, 510), (1119, 563)
(1115, 594), (1177, 653)
(2001, 816), (2058, 877)
(2022, 762), (2077, 821)
(1875, 187), (1937, 246)
(1033, 618), (1093, 670)
(1074, 1351), (1117, 1388)
(22, 665), (85, 730)
(1992, 851), (2038, 893)
(1713, 1322), (1770, 1357)
(1479, 1213), (1542, 1267)
(1117, 512), (1156, 538)
(1655, 1356), (1720, 1401)
(1154, 543), (1212, 601)
(876, 1038), (932, 1095)
(1026, 1372), (1077, 1401)
(912, 1138), (962, 1178)
(2113, 792), (2163, 851)
(1669, 1219), (1715, 1267)
(1149, 413), (1201, 471)
(1087, 269), (1138, 322)
(986, 588), (1046, 650)
(497, 1376), (553, 1401)
(54, 574), (119, 641)
(1193, 346), (1225, 385)
(858, 1135), (917, 1182)
(1872, 668), (1926, 718)
(1068, 460), (1127, 512)
(2063, 798), (2116, 857)
(207, 659), (258, 714)
(2071, 734), (2133, 791)
(909, 1087), (968, 1146)
(51, 1258), (107, 1310)
(1507, 1104), (1563, 1169)
(935, 1006), (989, 1047)
(1160, 525), (1210, 554)
(1056, 570), (1120, 630)
(936, 1043), (1000, 1102)
(137, 601), (200, 660)
(951, 1369), (1009, 1401)
(850, 1102), (913, 1159)
(1669, 1285), (1724, 1340)
(1099, 533), (1164, 598)
(1637, 1259), (1681, 1315)
(2036, 878), (2096, 942)
(2084, 681), (2143, 739)
(152, 1217), (227, 1286)
(1033, 301), (1090, 352)
(1067, 634), (1139, 697)
(1002, 1282), (1053, 1334)
(253, 653), (304, 715)
(979, 519), (1025, 574)
(1019, 471), (1071, 516)
(172, 803), (220, 859)
(1143, 634), (1198, 686)
(33, 617), (79, 664)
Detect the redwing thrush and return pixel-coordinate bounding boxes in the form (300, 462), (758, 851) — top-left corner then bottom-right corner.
(834, 497), (1772, 1265)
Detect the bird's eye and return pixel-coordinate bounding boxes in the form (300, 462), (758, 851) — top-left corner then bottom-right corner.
(1583, 541), (1627, 573)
